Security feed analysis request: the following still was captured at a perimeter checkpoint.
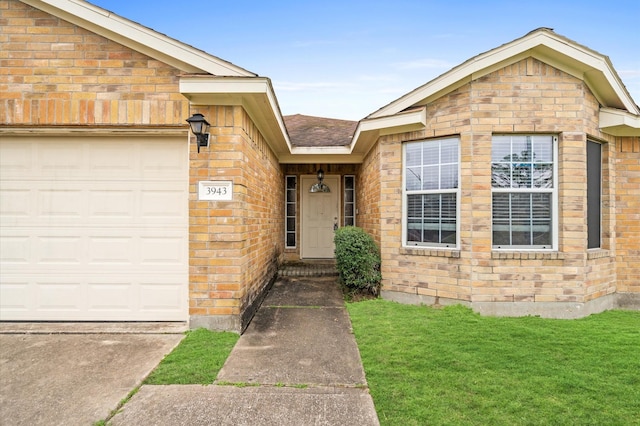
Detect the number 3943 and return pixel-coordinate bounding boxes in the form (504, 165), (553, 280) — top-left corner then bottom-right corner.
(199, 181), (232, 200)
(206, 186), (227, 195)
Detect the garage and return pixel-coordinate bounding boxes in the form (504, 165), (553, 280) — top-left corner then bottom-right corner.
(0, 135), (189, 321)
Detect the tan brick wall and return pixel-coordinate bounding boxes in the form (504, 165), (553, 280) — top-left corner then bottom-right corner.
(1, 0), (188, 126)
(616, 137), (640, 294)
(356, 143), (381, 245)
(372, 57), (635, 308)
(189, 106), (284, 330)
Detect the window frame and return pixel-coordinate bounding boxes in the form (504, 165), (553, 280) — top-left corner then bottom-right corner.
(343, 175), (356, 227)
(285, 175), (297, 248)
(402, 136), (460, 249)
(491, 135), (558, 250)
(587, 140), (602, 249)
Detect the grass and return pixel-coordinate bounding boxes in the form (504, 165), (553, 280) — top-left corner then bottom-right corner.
(126, 302), (639, 425)
(143, 328), (239, 385)
(346, 300), (640, 426)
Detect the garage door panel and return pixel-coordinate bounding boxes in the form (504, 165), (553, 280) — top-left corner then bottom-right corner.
(139, 281), (185, 313)
(36, 282), (84, 312)
(0, 281), (31, 315)
(87, 281), (135, 312)
(36, 141), (130, 179)
(140, 188), (187, 219)
(141, 142), (187, 177)
(2, 274), (187, 321)
(0, 188), (31, 220)
(88, 236), (134, 264)
(0, 236), (30, 264)
(88, 190), (135, 218)
(139, 235), (186, 265)
(88, 144), (137, 176)
(0, 136), (188, 321)
(0, 142), (33, 176)
(2, 231), (185, 270)
(37, 236), (84, 264)
(39, 189), (84, 218)
(38, 142), (85, 177)
(2, 182), (187, 226)
(3, 139), (188, 181)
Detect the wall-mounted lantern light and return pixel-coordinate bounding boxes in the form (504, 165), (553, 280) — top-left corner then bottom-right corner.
(186, 113), (210, 153)
(310, 168), (330, 193)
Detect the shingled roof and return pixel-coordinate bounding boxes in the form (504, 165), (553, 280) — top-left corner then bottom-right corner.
(284, 114), (357, 147)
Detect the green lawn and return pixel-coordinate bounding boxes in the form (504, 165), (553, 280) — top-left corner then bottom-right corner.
(144, 328), (239, 385)
(347, 300), (640, 426)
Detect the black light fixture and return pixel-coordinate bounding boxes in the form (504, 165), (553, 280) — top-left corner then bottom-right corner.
(186, 113), (210, 153)
(310, 168), (330, 193)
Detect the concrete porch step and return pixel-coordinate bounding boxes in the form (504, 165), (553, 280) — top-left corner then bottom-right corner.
(278, 261), (338, 277)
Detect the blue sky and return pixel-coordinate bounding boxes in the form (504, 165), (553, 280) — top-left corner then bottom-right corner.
(91, 0), (640, 121)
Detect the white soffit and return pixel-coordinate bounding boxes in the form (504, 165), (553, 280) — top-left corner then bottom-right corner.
(368, 29), (640, 119)
(21, 0), (255, 77)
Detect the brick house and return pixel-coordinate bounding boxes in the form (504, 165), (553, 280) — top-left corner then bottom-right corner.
(1, 0), (638, 331)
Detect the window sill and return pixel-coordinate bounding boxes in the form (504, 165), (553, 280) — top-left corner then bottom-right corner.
(587, 249), (610, 259)
(491, 251), (564, 260)
(400, 247), (460, 258)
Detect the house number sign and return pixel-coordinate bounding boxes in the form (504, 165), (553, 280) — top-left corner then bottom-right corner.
(198, 181), (233, 201)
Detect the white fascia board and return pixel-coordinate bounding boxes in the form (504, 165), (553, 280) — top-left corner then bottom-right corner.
(357, 108), (427, 135)
(278, 152), (364, 164)
(23, 0), (254, 77)
(290, 146), (353, 155)
(352, 107), (426, 146)
(180, 77), (271, 95)
(346, 107), (426, 160)
(599, 108), (640, 136)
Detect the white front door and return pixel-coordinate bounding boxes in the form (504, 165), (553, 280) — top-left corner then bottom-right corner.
(301, 175), (339, 259)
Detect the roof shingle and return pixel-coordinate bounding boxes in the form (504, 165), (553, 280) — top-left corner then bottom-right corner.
(284, 114), (357, 147)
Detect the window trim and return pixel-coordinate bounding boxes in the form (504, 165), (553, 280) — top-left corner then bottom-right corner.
(402, 136), (461, 249)
(491, 135), (558, 251)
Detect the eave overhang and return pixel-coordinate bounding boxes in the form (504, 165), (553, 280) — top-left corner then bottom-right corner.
(599, 108), (640, 136)
(180, 76), (292, 157)
(20, 0), (254, 77)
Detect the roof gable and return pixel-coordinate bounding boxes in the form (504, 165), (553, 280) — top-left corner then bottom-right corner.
(368, 28), (639, 119)
(21, 0), (255, 77)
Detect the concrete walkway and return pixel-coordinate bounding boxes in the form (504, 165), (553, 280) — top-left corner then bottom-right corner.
(110, 275), (379, 425)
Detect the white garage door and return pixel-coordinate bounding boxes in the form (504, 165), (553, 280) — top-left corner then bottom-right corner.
(0, 136), (189, 321)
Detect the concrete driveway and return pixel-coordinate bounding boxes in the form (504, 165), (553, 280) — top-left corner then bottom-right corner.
(0, 323), (185, 426)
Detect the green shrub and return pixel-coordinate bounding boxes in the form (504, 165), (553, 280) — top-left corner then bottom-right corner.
(334, 226), (381, 295)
